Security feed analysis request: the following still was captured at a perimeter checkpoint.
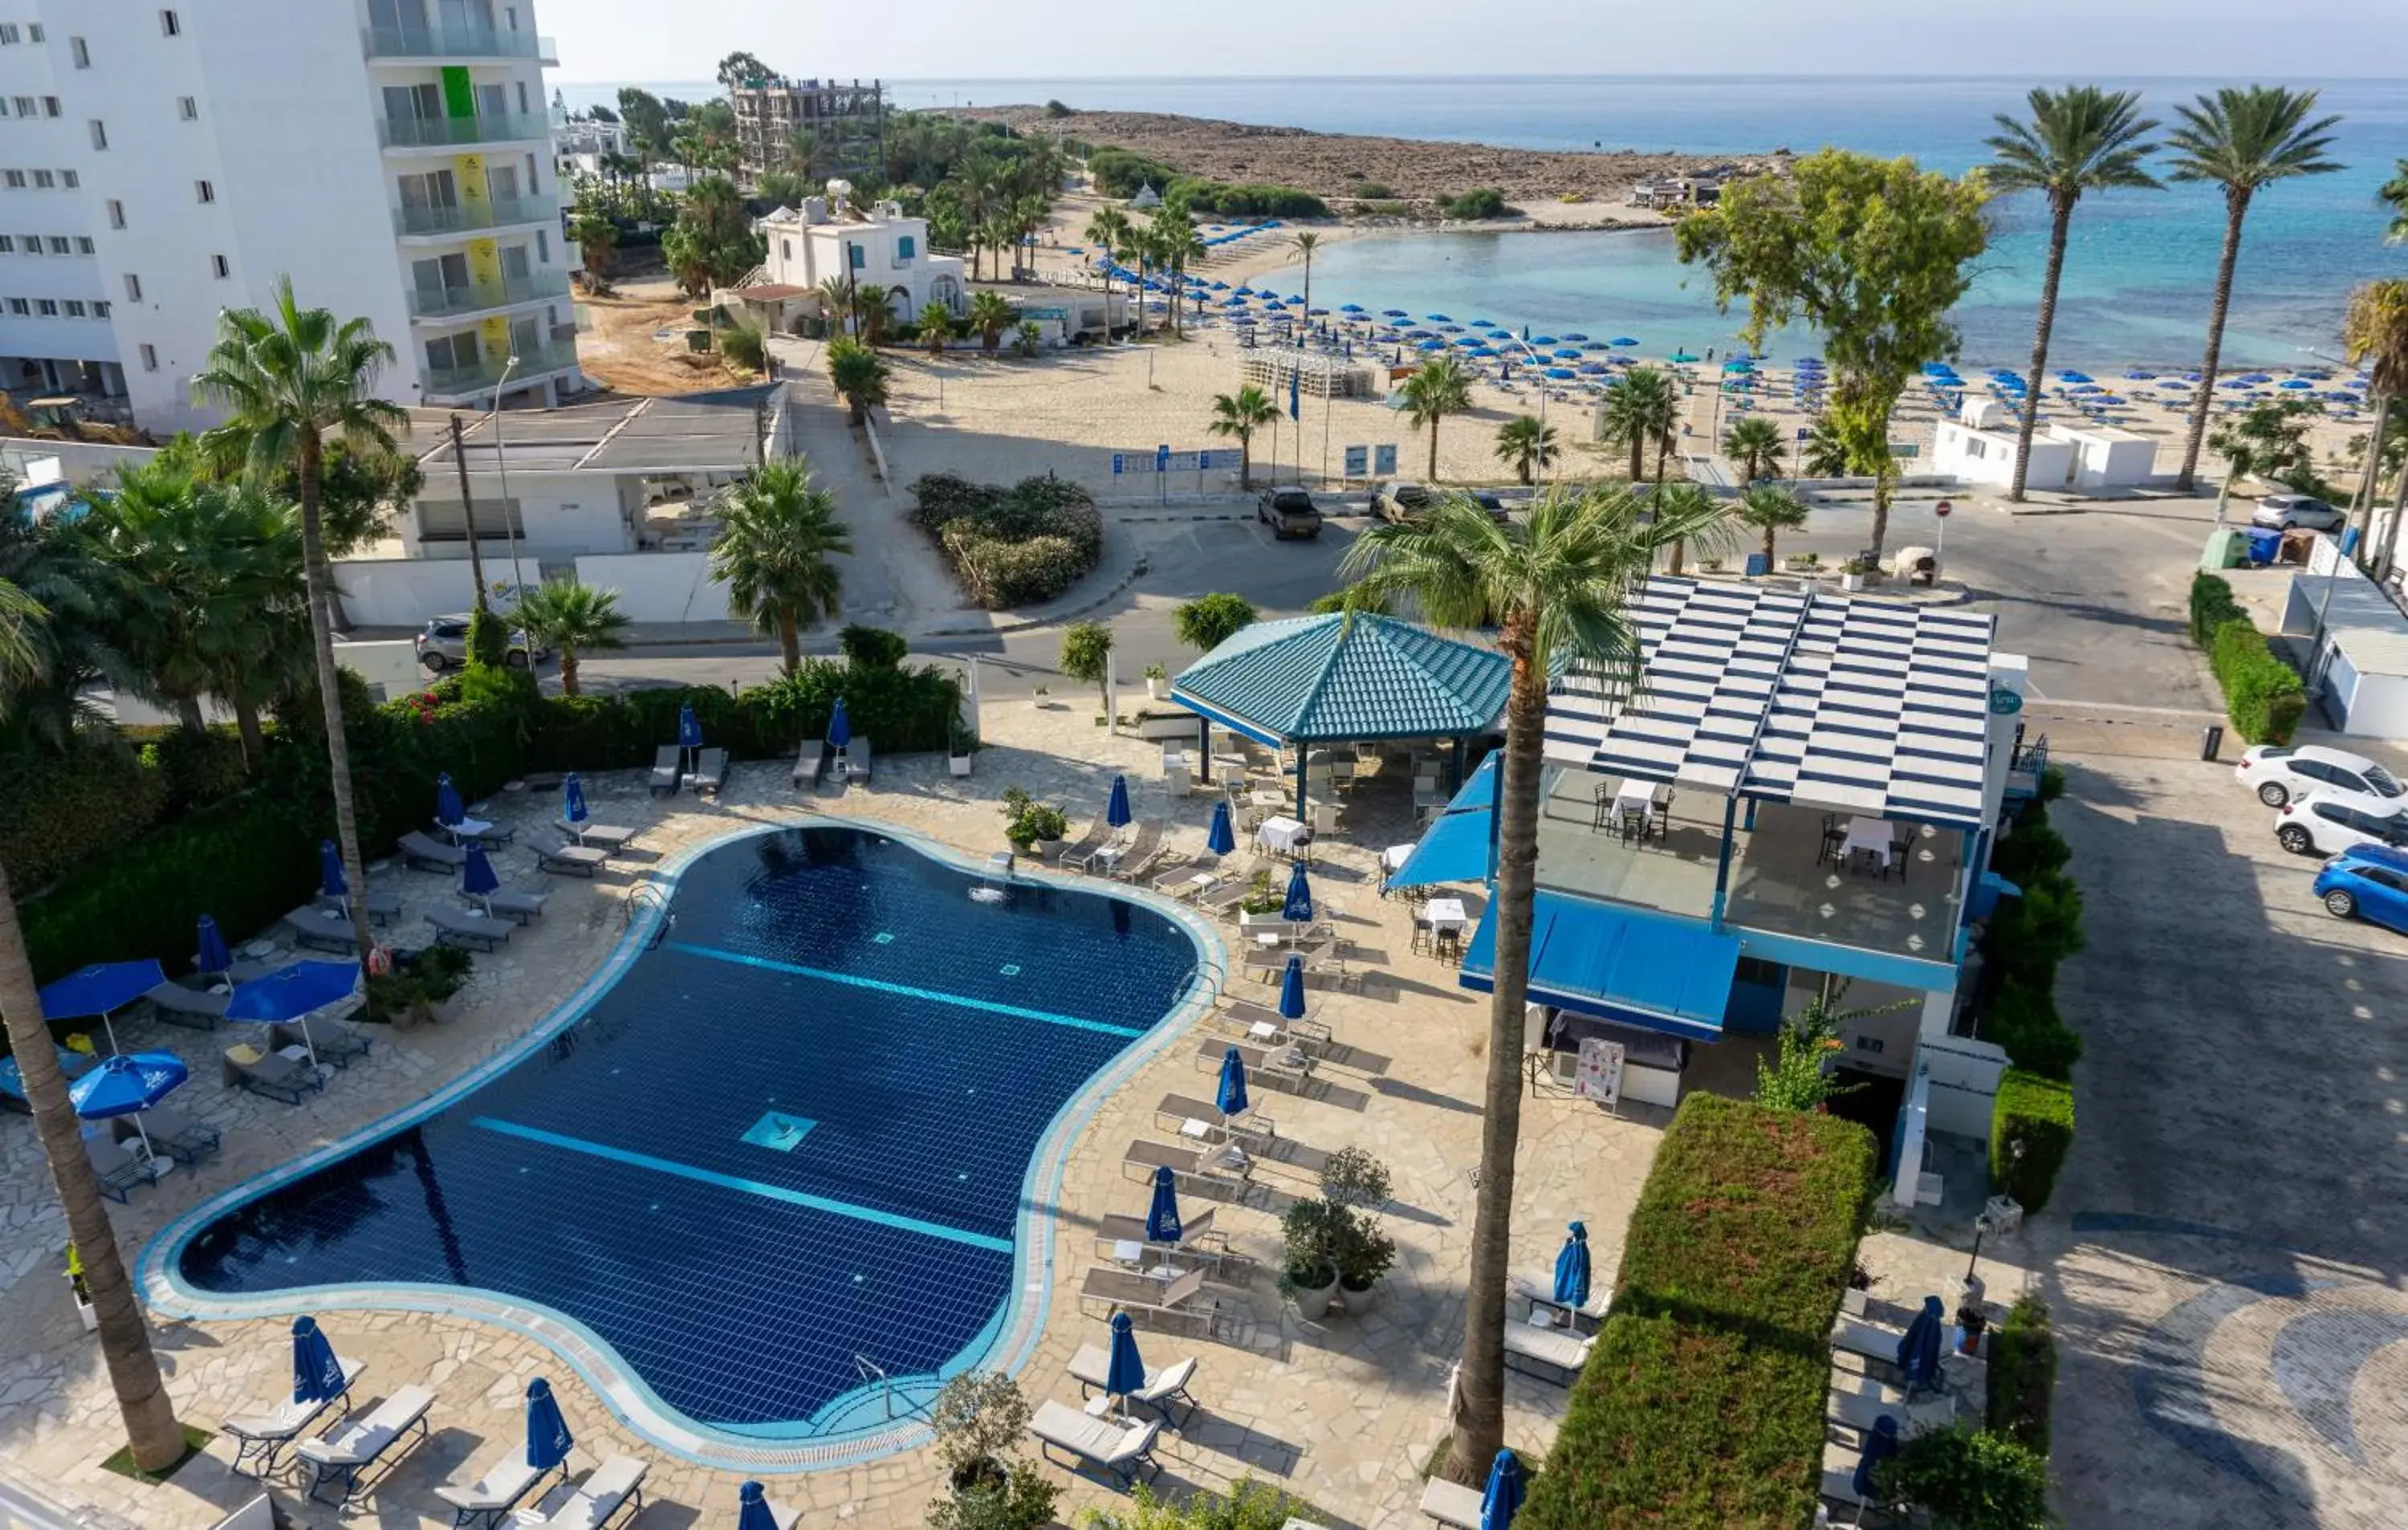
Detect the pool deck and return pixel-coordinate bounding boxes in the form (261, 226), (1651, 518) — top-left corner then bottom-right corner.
(0, 702), (2030, 1528)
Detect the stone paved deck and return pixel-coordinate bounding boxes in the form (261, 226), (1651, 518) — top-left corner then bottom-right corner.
(0, 707), (1681, 1530)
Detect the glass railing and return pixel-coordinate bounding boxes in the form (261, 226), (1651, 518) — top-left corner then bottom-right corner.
(422, 340), (581, 399)
(393, 194), (561, 238)
(407, 270), (571, 320)
(379, 112), (549, 150)
(362, 27), (557, 63)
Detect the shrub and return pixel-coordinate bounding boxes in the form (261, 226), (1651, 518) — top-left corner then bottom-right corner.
(1082, 1475), (1321, 1529)
(0, 738), (172, 893)
(1876, 1425), (2053, 1530)
(1443, 187), (1509, 219)
(718, 322), (767, 372)
(1987, 1296), (2056, 1455)
(839, 624), (909, 668)
(1990, 802), (2069, 885)
(466, 604), (510, 672)
(144, 728), (252, 816)
(1170, 181), (1330, 218)
(1986, 979), (2081, 1080)
(1089, 149), (1180, 197)
(910, 473), (1104, 609)
(1519, 1095), (1877, 1528)
(1043, 99), (1072, 119)
(1991, 1068), (2075, 1214)
(2190, 572), (2305, 743)
(1351, 181), (1397, 200)
(1173, 592), (1258, 652)
(1059, 621), (1113, 710)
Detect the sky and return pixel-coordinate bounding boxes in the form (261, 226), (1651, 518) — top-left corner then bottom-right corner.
(547, 0), (2408, 85)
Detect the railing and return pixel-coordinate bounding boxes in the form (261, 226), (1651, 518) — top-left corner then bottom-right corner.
(362, 26), (557, 63)
(621, 883), (671, 948)
(853, 1355), (894, 1420)
(379, 112), (550, 150)
(407, 269), (571, 321)
(421, 340), (580, 400)
(393, 194), (561, 238)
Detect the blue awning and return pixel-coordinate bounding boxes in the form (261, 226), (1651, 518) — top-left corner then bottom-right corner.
(1389, 754), (1499, 889)
(1459, 893), (1740, 1042)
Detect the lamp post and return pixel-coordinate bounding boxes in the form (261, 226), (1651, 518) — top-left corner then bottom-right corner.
(486, 354), (528, 610)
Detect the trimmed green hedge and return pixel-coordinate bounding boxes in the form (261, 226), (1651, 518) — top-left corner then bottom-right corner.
(910, 473), (1104, 608)
(1987, 1295), (2056, 1454)
(1982, 800), (2085, 1081)
(1991, 1069), (2075, 1215)
(1519, 1095), (1877, 1529)
(2191, 572), (2305, 744)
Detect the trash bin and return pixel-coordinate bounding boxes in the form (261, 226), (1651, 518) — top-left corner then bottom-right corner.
(2246, 527), (2282, 566)
(2201, 723), (2225, 761)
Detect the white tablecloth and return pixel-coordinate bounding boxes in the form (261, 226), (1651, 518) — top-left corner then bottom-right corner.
(1842, 816), (1893, 866)
(1382, 843), (1415, 872)
(1258, 816), (1309, 854)
(1426, 897), (1470, 933)
(1613, 779), (1662, 816)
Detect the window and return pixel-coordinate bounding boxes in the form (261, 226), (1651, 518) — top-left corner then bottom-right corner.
(210, 253), (229, 279)
(46, 236), (67, 254)
(160, 10), (181, 37)
(69, 36), (87, 67)
(0, 26), (18, 45)
(178, 96), (197, 122)
(93, 299), (108, 318)
(194, 179), (214, 204)
(516, 81), (529, 116)
(87, 120), (106, 151)
(42, 96), (58, 117)
(30, 170), (51, 189)
(9, 99), (29, 118)
(59, 169), (75, 189)
(123, 272), (140, 301)
(0, 237), (14, 252)
(19, 231), (35, 250)
(74, 236), (90, 254)
(896, 234), (915, 262)
(780, 237), (791, 261)
(848, 243), (864, 271)
(26, 24), (42, 43)
(139, 343), (157, 370)
(2, 172), (22, 190)
(534, 230), (548, 263)
(105, 199), (123, 230)
(424, 332), (479, 373)
(5, 299), (24, 315)
(35, 299), (55, 315)
(62, 299), (82, 316)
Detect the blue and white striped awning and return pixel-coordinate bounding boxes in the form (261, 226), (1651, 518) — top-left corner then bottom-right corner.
(1542, 577), (1998, 829)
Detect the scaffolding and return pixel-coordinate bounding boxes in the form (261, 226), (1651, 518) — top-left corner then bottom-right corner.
(729, 76), (886, 183)
(1238, 350), (1374, 401)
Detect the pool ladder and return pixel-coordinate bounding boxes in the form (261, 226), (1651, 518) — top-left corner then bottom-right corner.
(855, 1353), (894, 1419)
(622, 882), (671, 948)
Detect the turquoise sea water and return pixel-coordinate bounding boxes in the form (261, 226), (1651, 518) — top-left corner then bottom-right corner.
(563, 75), (2408, 368)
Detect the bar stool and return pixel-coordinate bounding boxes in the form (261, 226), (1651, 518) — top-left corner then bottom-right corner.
(1434, 926), (1462, 965)
(1410, 916), (1434, 956)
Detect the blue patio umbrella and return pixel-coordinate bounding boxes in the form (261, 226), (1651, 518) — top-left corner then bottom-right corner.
(69, 1051), (189, 1162)
(2239, 372), (2273, 384)
(1206, 799), (1236, 856)
(292, 1316), (345, 1405)
(1145, 1162), (1184, 1242)
(1470, 318), (1496, 328)
(1544, 368), (1576, 380)
(319, 838), (347, 897)
(1235, 285), (1255, 295)
(677, 701), (703, 750)
(435, 772), (467, 828)
(39, 959), (168, 1052)
(1552, 1221), (1592, 1308)
(1106, 774), (1133, 828)
(1527, 335), (1557, 346)
(736, 1483), (779, 1530)
(828, 698), (852, 749)
(1279, 954), (1308, 1020)
(1552, 348), (1581, 360)
(1405, 328), (1434, 339)
(1382, 308), (1408, 318)
(1560, 332), (1590, 342)
(1609, 336), (1638, 347)
(1282, 861), (1312, 923)
(1340, 303), (1365, 314)
(227, 961), (362, 1069)
(2280, 378), (2314, 389)
(525, 1377), (574, 1473)
(1418, 338), (1447, 352)
(1105, 1310), (1147, 1404)
(1438, 323), (1465, 334)
(1216, 1047), (1250, 1118)
(1853, 1414), (1900, 1499)
(1426, 313), (1452, 323)
(1577, 362), (1609, 376)
(196, 914), (231, 983)
(1898, 1294), (1945, 1391)
(1481, 1449), (1526, 1530)
(462, 841), (502, 901)
(563, 773), (590, 827)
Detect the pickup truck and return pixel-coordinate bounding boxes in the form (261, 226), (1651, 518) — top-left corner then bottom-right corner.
(1255, 486), (1324, 539)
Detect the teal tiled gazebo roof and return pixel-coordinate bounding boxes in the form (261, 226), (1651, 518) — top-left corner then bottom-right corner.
(1169, 613), (1511, 745)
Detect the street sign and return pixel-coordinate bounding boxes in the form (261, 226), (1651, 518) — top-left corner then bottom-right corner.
(1155, 444), (1171, 474)
(1373, 443), (1399, 476)
(1935, 500), (1953, 518)
(1111, 453), (1127, 476)
(1344, 445), (1369, 478)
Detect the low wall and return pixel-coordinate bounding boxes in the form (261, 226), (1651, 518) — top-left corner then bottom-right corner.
(0, 437), (157, 484)
(332, 559), (478, 627)
(572, 551), (735, 625)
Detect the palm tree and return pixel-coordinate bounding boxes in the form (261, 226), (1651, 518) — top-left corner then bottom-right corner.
(967, 291), (1015, 352)
(567, 209), (619, 293)
(852, 284), (893, 346)
(710, 457), (852, 673)
(1084, 208), (1132, 339)
(1598, 367), (1678, 482)
(919, 301), (954, 357)
(1721, 413), (1788, 484)
(2343, 279), (2408, 571)
(1736, 483), (1811, 569)
(1339, 483), (1737, 1484)
(1158, 221), (1205, 336)
(1399, 356), (1474, 481)
(513, 579), (628, 697)
(815, 275), (855, 337)
(193, 278), (405, 964)
(1655, 480), (1719, 576)
(1800, 414), (1853, 478)
(1207, 385), (1280, 490)
(1494, 415), (1556, 485)
(1291, 230), (1320, 333)
(1986, 87), (2162, 502)
(826, 338), (890, 425)
(2165, 87), (2345, 492)
(2382, 158), (2408, 243)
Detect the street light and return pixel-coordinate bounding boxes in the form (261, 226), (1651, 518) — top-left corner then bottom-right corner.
(486, 355), (528, 608)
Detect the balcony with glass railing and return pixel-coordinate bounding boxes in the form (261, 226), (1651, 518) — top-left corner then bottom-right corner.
(393, 194), (561, 238)
(421, 339), (582, 401)
(362, 27), (558, 63)
(408, 270), (572, 322)
(380, 112), (550, 152)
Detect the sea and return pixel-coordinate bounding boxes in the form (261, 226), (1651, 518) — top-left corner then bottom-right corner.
(556, 75), (2408, 370)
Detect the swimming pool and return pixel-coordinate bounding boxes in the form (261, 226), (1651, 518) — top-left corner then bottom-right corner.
(151, 824), (1210, 1461)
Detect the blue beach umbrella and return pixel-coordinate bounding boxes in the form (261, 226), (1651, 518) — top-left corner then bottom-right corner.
(1552, 348), (1581, 360)
(1560, 332), (1590, 342)
(227, 960), (361, 1025)
(1470, 318), (1495, 328)
(1544, 368), (1576, 380)
(1105, 1310), (1147, 1404)
(1382, 308), (1408, 318)
(1340, 303), (1365, 314)
(1577, 362), (1608, 376)
(1853, 1414), (1900, 1499)
(2280, 378), (2314, 389)
(68, 1052), (189, 1161)
(1898, 1294), (1945, 1391)
(196, 914), (231, 982)
(563, 773), (590, 827)
(1106, 774), (1132, 829)
(1206, 799), (1236, 856)
(319, 838), (347, 897)
(1418, 338), (1446, 352)
(1527, 335), (1557, 346)
(292, 1316), (345, 1405)
(1145, 1163), (1183, 1242)
(1426, 313), (1451, 323)
(1552, 1221), (1592, 1308)
(1481, 1450), (1526, 1530)
(462, 841), (502, 901)
(736, 1483), (779, 1530)
(2239, 372), (2273, 385)
(1609, 336), (1638, 347)
(1279, 954), (1308, 1020)
(526, 1377), (574, 1472)
(677, 701), (703, 750)
(39, 959), (168, 1052)
(1438, 323), (1465, 334)
(828, 698), (852, 749)
(435, 772), (467, 828)
(1216, 1048), (1250, 1118)
(1282, 861), (1312, 923)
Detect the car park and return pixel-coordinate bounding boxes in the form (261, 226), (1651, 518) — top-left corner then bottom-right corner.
(415, 614), (549, 672)
(2234, 743), (2405, 807)
(1255, 486), (1324, 539)
(2251, 493), (2345, 531)
(2274, 790), (2408, 857)
(2312, 843), (2408, 933)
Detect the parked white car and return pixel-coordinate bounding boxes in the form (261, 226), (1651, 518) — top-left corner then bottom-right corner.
(2235, 743), (2406, 808)
(2274, 789), (2408, 857)
(2251, 493), (2345, 531)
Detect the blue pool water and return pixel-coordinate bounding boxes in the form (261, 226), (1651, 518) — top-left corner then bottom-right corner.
(170, 827), (1203, 1436)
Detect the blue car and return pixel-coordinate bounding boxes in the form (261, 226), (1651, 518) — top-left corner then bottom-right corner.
(2311, 843), (2408, 933)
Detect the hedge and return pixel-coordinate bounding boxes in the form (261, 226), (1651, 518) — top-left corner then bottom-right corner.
(1986, 1295), (2056, 1454)
(2190, 572), (2305, 744)
(1981, 799), (2085, 1080)
(1519, 1095), (1877, 1529)
(1089, 149), (1180, 197)
(1165, 178), (1331, 218)
(1991, 1068), (2075, 1215)
(910, 473), (1104, 608)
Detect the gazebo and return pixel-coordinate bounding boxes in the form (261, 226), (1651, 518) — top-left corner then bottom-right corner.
(1169, 614), (1511, 816)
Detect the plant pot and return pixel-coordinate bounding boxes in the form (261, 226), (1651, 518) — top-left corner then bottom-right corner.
(1840, 572), (1866, 592)
(1287, 1260), (1340, 1320)
(1146, 678), (1166, 701)
(1031, 696), (1050, 711)
(1033, 837), (1064, 858)
(1008, 838), (1036, 857)
(949, 1457), (1007, 1497)
(950, 754), (974, 777)
(71, 1288), (96, 1333)
(1338, 1274), (1378, 1315)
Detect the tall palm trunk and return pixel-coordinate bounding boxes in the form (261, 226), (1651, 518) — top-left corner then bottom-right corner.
(1657, 440), (1684, 576)
(2351, 390), (2393, 554)
(2382, 433), (2408, 583)
(0, 861), (186, 1470)
(299, 435), (374, 966)
(777, 612), (799, 674)
(234, 701), (266, 763)
(2010, 196), (2074, 503)
(2177, 192), (2253, 492)
(1239, 437), (1252, 491)
(177, 698), (206, 734)
(558, 645), (583, 697)
(1869, 457), (1900, 564)
(1446, 632), (1544, 1481)
(1763, 523), (1779, 566)
(1427, 419), (1441, 481)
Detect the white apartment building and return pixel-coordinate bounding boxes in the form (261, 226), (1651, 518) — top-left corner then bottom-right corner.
(0, 0), (583, 437)
(551, 107), (628, 188)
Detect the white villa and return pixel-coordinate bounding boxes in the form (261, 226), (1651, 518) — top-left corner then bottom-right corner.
(745, 187), (966, 332)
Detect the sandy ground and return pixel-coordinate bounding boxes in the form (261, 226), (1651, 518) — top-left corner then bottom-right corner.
(574, 277), (763, 396)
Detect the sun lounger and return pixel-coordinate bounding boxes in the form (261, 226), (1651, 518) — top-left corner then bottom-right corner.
(316, 887), (403, 924)
(1420, 1477), (1484, 1528)
(84, 1133), (159, 1202)
(435, 816), (515, 847)
(425, 904), (510, 951)
(1831, 1315), (1908, 1370)
(1155, 1091), (1275, 1145)
(1094, 1207), (1232, 1269)
(842, 737), (872, 783)
(208, 1494), (275, 1530)
(398, 831), (470, 873)
(469, 885), (550, 924)
(287, 903), (360, 954)
(1070, 828), (1127, 873)
(1108, 819), (1165, 880)
(1027, 1398), (1164, 1487)
(533, 833), (611, 877)
(1152, 853), (1222, 897)
(116, 1105), (221, 1165)
(648, 745), (681, 796)
(1051, 813), (1111, 866)
(296, 1382), (435, 1508)
(1214, 998), (1328, 1051)
(1192, 1039), (1313, 1094)
(1124, 1137), (1254, 1198)
(792, 738), (827, 787)
(1241, 938), (1333, 982)
(270, 1015), (372, 1069)
(224, 1044), (320, 1105)
(523, 1454), (648, 1530)
(1194, 876), (1251, 916)
(1502, 1319), (1595, 1384)
(1511, 1273), (1612, 1333)
(226, 1357), (364, 1476)
(1827, 1373), (1953, 1439)
(0, 1045), (94, 1112)
(433, 1451), (544, 1529)
(1068, 1344), (1201, 1426)
(563, 819), (638, 852)
(146, 979), (230, 1030)
(1078, 1265), (1216, 1334)
(694, 747), (729, 796)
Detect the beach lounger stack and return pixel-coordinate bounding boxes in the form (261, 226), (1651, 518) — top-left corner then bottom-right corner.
(226, 1357), (364, 1476)
(1068, 1345), (1200, 1426)
(1027, 1398), (1163, 1487)
(296, 1382), (435, 1509)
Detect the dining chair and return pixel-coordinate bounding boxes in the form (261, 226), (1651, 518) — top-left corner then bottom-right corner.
(1591, 781), (1614, 832)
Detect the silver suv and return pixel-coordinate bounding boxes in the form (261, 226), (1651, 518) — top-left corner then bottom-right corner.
(414, 613), (548, 672)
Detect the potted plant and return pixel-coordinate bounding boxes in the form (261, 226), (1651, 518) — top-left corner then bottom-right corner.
(925, 1369), (1059, 1530)
(1031, 684), (1051, 712)
(368, 946), (474, 1026)
(1840, 556), (1873, 591)
(1143, 663), (1169, 701)
(1320, 1146), (1397, 1312)
(999, 788), (1068, 855)
(950, 727), (974, 778)
(64, 1243), (95, 1333)
(1235, 870), (1292, 929)
(1277, 1198), (1343, 1320)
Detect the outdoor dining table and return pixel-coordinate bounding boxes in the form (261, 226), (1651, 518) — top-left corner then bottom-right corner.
(1842, 816), (1893, 871)
(1257, 815), (1310, 856)
(1425, 897), (1470, 933)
